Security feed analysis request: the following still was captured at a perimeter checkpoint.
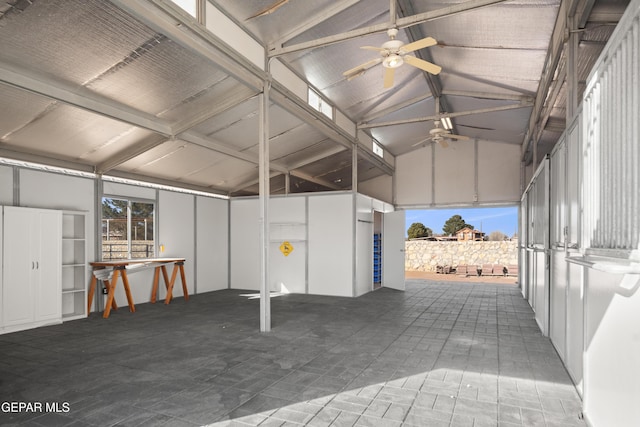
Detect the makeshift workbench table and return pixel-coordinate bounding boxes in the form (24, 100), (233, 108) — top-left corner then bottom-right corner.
(87, 258), (188, 319)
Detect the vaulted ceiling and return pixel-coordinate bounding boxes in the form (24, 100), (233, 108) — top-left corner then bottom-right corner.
(0, 0), (630, 197)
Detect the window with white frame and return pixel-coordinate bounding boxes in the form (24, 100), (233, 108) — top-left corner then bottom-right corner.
(373, 141), (384, 158)
(102, 197), (155, 260)
(308, 88), (333, 119)
(169, 0), (197, 17)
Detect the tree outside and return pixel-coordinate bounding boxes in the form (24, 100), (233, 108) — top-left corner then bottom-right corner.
(488, 231), (508, 241)
(442, 214), (473, 236)
(407, 222), (433, 239)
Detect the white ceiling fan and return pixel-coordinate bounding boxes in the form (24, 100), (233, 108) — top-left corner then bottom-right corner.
(343, 28), (441, 88)
(413, 119), (470, 148)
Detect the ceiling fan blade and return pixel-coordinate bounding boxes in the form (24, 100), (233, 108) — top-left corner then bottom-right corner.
(401, 37), (437, 53)
(246, 0), (290, 20)
(444, 133), (470, 141)
(438, 139), (449, 148)
(404, 55), (442, 75)
(343, 57), (382, 79)
(383, 67), (395, 88)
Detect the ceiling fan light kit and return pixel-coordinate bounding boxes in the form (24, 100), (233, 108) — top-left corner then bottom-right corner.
(343, 28), (441, 87)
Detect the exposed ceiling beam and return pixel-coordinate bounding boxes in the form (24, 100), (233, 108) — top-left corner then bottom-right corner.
(110, 0), (265, 91)
(290, 170), (342, 190)
(521, 0), (569, 162)
(170, 84), (257, 135)
(270, 0), (361, 49)
(0, 62), (173, 136)
(361, 95), (433, 123)
(268, 0), (508, 57)
(359, 102), (534, 129)
(96, 135), (169, 174)
(441, 90), (535, 103)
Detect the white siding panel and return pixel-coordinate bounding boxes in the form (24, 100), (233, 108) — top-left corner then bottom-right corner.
(205, 2), (264, 70)
(196, 196), (228, 293)
(308, 194), (353, 297)
(434, 142), (474, 204)
(477, 142), (521, 203)
(271, 59), (307, 101)
(396, 147), (431, 206)
(230, 198), (260, 290)
(158, 191), (195, 299)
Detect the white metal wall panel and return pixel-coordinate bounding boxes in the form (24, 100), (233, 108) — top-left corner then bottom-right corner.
(270, 196), (307, 294)
(158, 191), (195, 299)
(566, 118), (581, 248)
(335, 109), (356, 138)
(582, 5), (640, 251)
(566, 262), (584, 396)
(271, 59), (307, 101)
(549, 250), (567, 359)
(196, 196), (228, 293)
(584, 269), (640, 427)
(477, 141), (521, 203)
(230, 198), (260, 290)
(395, 147), (431, 206)
(359, 175), (393, 205)
(205, 2), (265, 70)
(0, 165), (12, 205)
(308, 194), (353, 297)
(103, 181), (156, 200)
(434, 142), (474, 204)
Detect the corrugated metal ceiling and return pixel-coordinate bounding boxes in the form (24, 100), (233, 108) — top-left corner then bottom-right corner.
(0, 0), (631, 197)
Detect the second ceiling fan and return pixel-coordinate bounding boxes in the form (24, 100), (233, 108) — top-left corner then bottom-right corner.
(343, 28), (441, 88)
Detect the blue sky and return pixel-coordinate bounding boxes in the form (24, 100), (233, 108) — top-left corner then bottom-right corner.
(405, 206), (518, 237)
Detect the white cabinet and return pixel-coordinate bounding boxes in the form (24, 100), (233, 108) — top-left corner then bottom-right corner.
(1, 206), (62, 333)
(61, 210), (87, 321)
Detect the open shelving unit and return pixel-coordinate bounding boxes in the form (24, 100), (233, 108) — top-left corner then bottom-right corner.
(61, 210), (87, 321)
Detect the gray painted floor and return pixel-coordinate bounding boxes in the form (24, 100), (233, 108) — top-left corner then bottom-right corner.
(0, 280), (584, 427)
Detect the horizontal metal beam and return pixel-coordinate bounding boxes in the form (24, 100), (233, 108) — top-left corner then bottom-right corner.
(359, 102), (534, 129)
(0, 62), (173, 136)
(362, 94), (433, 123)
(110, 0), (265, 92)
(441, 89), (534, 103)
(268, 0), (508, 57)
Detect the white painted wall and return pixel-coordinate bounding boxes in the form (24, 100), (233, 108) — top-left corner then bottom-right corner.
(196, 196), (229, 293)
(308, 193), (353, 297)
(584, 269), (640, 427)
(230, 197), (260, 291)
(396, 146), (431, 207)
(157, 191), (195, 300)
(396, 139), (521, 207)
(270, 196), (307, 294)
(359, 174), (393, 205)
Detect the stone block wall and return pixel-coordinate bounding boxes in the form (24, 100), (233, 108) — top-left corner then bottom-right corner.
(405, 240), (518, 272)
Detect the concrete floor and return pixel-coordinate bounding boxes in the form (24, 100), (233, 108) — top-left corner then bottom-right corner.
(0, 280), (584, 427)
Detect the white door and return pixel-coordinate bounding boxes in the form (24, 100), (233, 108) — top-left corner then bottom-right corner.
(2, 207), (35, 327)
(383, 210), (405, 291)
(34, 210), (62, 322)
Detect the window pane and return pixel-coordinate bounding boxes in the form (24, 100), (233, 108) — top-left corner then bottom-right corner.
(169, 0), (197, 17)
(131, 202), (155, 258)
(102, 198), (128, 260)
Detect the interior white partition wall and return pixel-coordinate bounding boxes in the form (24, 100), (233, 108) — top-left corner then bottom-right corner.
(308, 193), (353, 297)
(395, 140), (521, 207)
(230, 192), (394, 297)
(196, 196), (229, 293)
